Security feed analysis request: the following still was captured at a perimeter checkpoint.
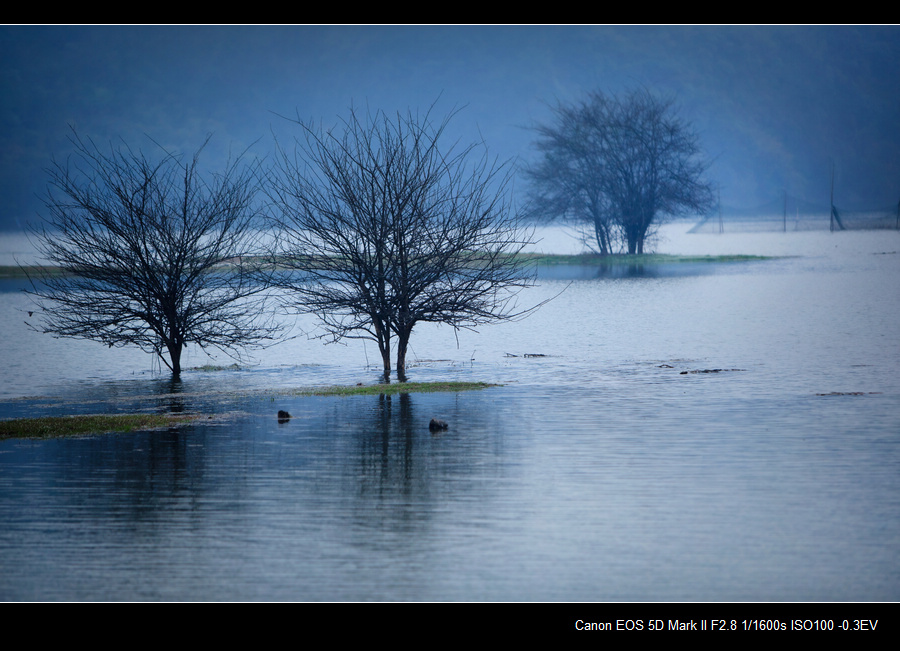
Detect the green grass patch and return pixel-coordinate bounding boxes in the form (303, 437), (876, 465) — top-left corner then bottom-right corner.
(0, 413), (201, 440)
(0, 265), (68, 279)
(283, 381), (499, 397)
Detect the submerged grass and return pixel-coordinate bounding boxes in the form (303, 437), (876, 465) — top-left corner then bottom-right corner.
(0, 413), (202, 440)
(191, 363), (242, 372)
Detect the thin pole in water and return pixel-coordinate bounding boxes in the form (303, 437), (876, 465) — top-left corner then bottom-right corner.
(830, 163), (835, 232)
(718, 186), (724, 234)
(783, 190), (787, 233)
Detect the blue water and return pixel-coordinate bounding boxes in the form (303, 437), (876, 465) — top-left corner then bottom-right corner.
(1, 225), (899, 600)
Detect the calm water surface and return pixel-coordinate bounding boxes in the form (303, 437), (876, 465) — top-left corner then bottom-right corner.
(1, 224), (898, 600)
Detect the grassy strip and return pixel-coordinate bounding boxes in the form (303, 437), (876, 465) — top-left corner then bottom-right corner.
(282, 381), (499, 397)
(0, 413), (201, 440)
(1, 254), (773, 279)
(0, 265), (69, 279)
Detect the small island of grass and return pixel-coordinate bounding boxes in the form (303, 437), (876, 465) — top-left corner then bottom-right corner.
(0, 381), (499, 439)
(0, 413), (202, 440)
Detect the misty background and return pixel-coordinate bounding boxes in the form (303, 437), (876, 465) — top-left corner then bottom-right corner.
(2, 25), (898, 234)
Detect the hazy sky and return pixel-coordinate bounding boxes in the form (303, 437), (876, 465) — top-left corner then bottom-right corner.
(2, 25), (898, 231)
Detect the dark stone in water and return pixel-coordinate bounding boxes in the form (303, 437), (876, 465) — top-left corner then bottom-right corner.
(429, 418), (449, 431)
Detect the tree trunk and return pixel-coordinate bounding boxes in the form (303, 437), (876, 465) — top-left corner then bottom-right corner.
(396, 334), (410, 383)
(380, 344), (392, 383)
(167, 341), (183, 378)
(374, 319), (392, 382)
(595, 229), (608, 256)
(593, 217), (610, 255)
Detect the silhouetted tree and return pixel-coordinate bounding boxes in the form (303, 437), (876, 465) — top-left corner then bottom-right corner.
(525, 98), (618, 255)
(27, 132), (279, 378)
(526, 89), (715, 254)
(267, 106), (535, 382)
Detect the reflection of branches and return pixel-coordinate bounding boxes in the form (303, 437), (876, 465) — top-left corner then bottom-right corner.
(27, 130), (281, 377)
(268, 105), (536, 381)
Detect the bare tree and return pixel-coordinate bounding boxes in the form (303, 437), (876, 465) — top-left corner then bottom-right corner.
(26, 131), (280, 378)
(267, 106), (535, 382)
(525, 99), (618, 255)
(526, 89), (715, 254)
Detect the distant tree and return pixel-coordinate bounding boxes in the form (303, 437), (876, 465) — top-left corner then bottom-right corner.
(526, 89), (715, 254)
(525, 98), (618, 255)
(267, 106), (535, 382)
(26, 132), (279, 378)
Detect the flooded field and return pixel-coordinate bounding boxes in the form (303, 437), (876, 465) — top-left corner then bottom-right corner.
(1, 224), (898, 600)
